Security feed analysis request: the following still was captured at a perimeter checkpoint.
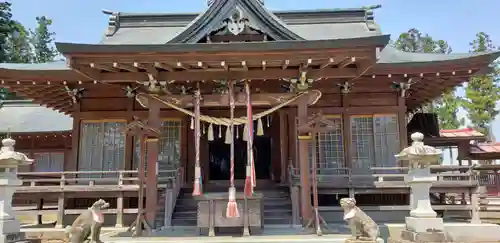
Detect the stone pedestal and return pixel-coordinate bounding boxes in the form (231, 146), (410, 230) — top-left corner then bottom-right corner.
(345, 238), (384, 243)
(0, 138), (33, 243)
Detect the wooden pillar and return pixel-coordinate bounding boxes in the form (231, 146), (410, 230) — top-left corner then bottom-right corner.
(55, 193), (65, 228)
(115, 192), (124, 227)
(124, 98), (135, 170)
(288, 109), (298, 168)
(69, 103), (81, 172)
(397, 96), (408, 149)
(145, 101), (160, 227)
(297, 96), (312, 223)
(279, 111), (288, 182)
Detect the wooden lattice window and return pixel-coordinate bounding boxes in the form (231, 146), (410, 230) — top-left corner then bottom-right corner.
(133, 120), (182, 171)
(351, 114), (399, 171)
(308, 115), (344, 172)
(33, 152), (64, 172)
(78, 120), (126, 178)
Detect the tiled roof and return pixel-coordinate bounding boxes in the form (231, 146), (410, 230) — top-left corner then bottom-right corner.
(0, 100), (72, 133)
(439, 128), (485, 138)
(470, 143), (500, 154)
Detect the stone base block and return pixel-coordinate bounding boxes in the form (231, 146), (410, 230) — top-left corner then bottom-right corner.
(405, 217), (443, 232)
(401, 229), (446, 243)
(345, 238), (384, 243)
(0, 232), (24, 243)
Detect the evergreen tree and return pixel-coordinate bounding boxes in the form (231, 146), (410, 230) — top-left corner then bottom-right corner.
(5, 20), (32, 63)
(462, 32), (500, 137)
(394, 28), (463, 129)
(0, 1), (13, 63)
(30, 16), (57, 63)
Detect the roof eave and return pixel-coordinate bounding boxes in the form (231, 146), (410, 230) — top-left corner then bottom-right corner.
(56, 35), (390, 55)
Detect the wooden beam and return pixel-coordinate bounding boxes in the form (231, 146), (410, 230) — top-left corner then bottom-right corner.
(338, 57), (356, 68)
(154, 62), (174, 72)
(148, 91), (322, 108)
(282, 60), (290, 70)
(197, 61), (207, 69)
(320, 58), (336, 69)
(113, 63), (138, 72)
(98, 68), (358, 82)
(90, 63), (119, 72)
(176, 61), (187, 70)
(220, 61), (228, 71)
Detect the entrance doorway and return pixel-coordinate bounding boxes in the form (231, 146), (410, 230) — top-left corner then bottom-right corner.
(208, 123), (272, 181)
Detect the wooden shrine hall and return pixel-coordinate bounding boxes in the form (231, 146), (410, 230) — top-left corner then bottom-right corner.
(1, 0), (500, 235)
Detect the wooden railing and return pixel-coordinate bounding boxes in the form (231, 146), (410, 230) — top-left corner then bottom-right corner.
(288, 165), (478, 191)
(14, 167), (182, 228)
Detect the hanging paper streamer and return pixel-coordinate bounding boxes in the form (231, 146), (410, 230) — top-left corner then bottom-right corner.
(224, 126), (232, 144)
(242, 123), (249, 142)
(218, 125), (222, 138)
(226, 80), (239, 218)
(208, 123), (214, 141)
(190, 117), (194, 130)
(257, 118), (264, 136)
(192, 89), (202, 196)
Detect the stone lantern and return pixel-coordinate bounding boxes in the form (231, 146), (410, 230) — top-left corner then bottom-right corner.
(394, 132), (445, 242)
(0, 137), (33, 243)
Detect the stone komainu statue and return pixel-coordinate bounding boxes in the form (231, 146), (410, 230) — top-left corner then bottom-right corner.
(340, 198), (379, 241)
(65, 199), (110, 243)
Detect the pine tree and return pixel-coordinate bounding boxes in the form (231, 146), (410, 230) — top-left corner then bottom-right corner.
(0, 1), (13, 63)
(5, 21), (32, 63)
(462, 32), (500, 137)
(394, 28), (463, 129)
(30, 16), (57, 63)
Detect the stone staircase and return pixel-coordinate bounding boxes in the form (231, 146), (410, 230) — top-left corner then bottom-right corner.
(171, 182), (293, 227)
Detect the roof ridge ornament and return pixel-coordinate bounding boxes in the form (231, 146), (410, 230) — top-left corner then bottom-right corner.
(207, 0), (264, 6)
(102, 9), (120, 36)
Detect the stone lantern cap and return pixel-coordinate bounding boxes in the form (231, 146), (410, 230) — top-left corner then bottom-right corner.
(0, 137), (33, 168)
(395, 132), (441, 163)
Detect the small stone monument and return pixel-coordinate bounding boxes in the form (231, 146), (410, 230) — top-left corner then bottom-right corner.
(393, 132), (445, 242)
(0, 136), (33, 243)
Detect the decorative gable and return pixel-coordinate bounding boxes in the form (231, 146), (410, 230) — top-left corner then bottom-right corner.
(168, 0), (302, 43)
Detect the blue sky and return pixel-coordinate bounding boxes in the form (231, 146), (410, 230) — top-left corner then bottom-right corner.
(10, 0), (500, 139)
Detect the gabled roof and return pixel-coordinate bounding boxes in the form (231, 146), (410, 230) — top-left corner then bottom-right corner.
(0, 100), (72, 133)
(100, 5), (381, 44)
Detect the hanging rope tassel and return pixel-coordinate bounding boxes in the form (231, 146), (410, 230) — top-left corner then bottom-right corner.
(202, 123), (206, 135)
(190, 117), (194, 130)
(226, 186), (240, 218)
(236, 125), (239, 139)
(192, 166), (202, 196)
(218, 125), (222, 138)
(257, 118), (264, 136)
(244, 164), (253, 197)
(208, 123), (214, 141)
(226, 80), (239, 218)
(225, 126), (232, 144)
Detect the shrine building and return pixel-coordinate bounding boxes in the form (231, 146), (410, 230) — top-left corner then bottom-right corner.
(1, 0), (499, 233)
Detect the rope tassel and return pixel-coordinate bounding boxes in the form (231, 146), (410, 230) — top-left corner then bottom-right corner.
(242, 123), (249, 142)
(244, 165), (253, 197)
(192, 166), (202, 196)
(190, 117), (194, 130)
(226, 186), (240, 218)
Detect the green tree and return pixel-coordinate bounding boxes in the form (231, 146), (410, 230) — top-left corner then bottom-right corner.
(30, 16), (57, 63)
(5, 21), (32, 63)
(394, 28), (463, 129)
(0, 1), (13, 63)
(462, 32), (500, 137)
